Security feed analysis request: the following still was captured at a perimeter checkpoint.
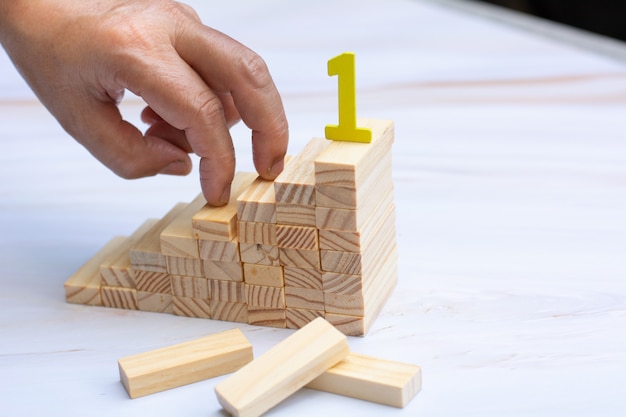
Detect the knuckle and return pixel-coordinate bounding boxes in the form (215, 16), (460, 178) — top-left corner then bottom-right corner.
(237, 50), (271, 90)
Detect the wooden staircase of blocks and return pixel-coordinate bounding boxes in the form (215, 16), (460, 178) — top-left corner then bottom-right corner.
(64, 119), (397, 336)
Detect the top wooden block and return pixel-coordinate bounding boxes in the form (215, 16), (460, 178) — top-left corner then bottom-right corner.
(160, 193), (207, 258)
(314, 119), (393, 188)
(237, 178), (277, 224)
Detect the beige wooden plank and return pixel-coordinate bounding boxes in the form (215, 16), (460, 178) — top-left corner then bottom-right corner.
(285, 308), (324, 330)
(306, 352), (422, 408)
(134, 270), (171, 294)
(243, 264), (284, 287)
(173, 297), (212, 319)
(199, 237), (240, 262)
(315, 187), (394, 232)
(239, 243), (280, 266)
(170, 275), (209, 299)
(137, 291), (173, 314)
(130, 203), (187, 272)
(210, 300), (248, 323)
(285, 287), (325, 311)
(192, 172), (258, 241)
(101, 286), (138, 310)
(275, 203), (316, 227)
(245, 284), (285, 309)
(203, 260), (243, 281)
(274, 137), (330, 205)
(166, 256), (204, 278)
(65, 236), (126, 306)
(236, 178), (277, 224)
(119, 329), (253, 399)
(322, 272), (362, 295)
(314, 119), (394, 188)
(238, 221), (277, 246)
(214, 318), (349, 417)
(279, 247), (321, 269)
(160, 194), (206, 258)
(283, 266), (323, 290)
(208, 280), (245, 303)
(276, 224), (318, 250)
(247, 307), (286, 329)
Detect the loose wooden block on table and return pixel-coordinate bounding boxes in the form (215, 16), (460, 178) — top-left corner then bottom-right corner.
(243, 264), (284, 287)
(276, 224), (318, 250)
(160, 193), (206, 258)
(199, 238), (240, 262)
(137, 291), (173, 314)
(306, 352), (422, 408)
(101, 286), (138, 310)
(238, 221), (277, 246)
(214, 318), (349, 417)
(239, 243), (280, 266)
(192, 172), (257, 241)
(134, 270), (171, 294)
(173, 296), (212, 319)
(130, 203), (188, 272)
(204, 260), (243, 281)
(118, 329), (253, 399)
(65, 236), (127, 306)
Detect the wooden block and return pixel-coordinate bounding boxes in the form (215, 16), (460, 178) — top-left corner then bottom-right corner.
(199, 237), (240, 262)
(119, 329), (253, 399)
(160, 194), (206, 258)
(101, 286), (138, 310)
(134, 270), (171, 294)
(245, 284), (285, 308)
(316, 187), (393, 232)
(247, 306), (286, 328)
(130, 203), (187, 272)
(166, 256), (204, 278)
(285, 287), (325, 311)
(101, 219), (159, 288)
(243, 264), (284, 287)
(214, 318), (349, 417)
(192, 172), (258, 241)
(173, 297), (212, 318)
(322, 272), (363, 295)
(274, 137), (330, 205)
(279, 247), (320, 269)
(276, 224), (318, 250)
(170, 275), (209, 299)
(236, 177), (278, 224)
(314, 119), (394, 188)
(275, 203), (316, 227)
(239, 243), (280, 266)
(65, 236), (126, 306)
(306, 353), (422, 408)
(284, 266), (323, 290)
(285, 308), (324, 330)
(208, 280), (245, 303)
(315, 151), (392, 210)
(210, 300), (248, 323)
(204, 260), (243, 281)
(137, 291), (173, 313)
(238, 221), (277, 246)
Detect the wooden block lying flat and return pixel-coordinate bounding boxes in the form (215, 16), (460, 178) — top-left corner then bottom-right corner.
(275, 203), (316, 227)
(285, 308), (324, 330)
(243, 264), (284, 287)
(119, 329), (253, 399)
(239, 243), (280, 266)
(137, 291), (173, 313)
(170, 275), (209, 299)
(210, 300), (248, 323)
(101, 286), (138, 310)
(215, 318), (349, 417)
(247, 306), (286, 328)
(134, 270), (171, 294)
(204, 260), (243, 281)
(279, 247), (320, 269)
(160, 193), (206, 258)
(314, 119), (394, 188)
(276, 225), (318, 250)
(285, 287), (325, 311)
(166, 256), (204, 278)
(306, 353), (421, 408)
(173, 297), (212, 318)
(284, 267), (323, 290)
(237, 177), (278, 224)
(199, 238), (240, 262)
(245, 285), (285, 309)
(208, 280), (245, 303)
(130, 203), (187, 272)
(238, 221), (277, 246)
(192, 172), (257, 241)
(274, 137), (330, 205)
(65, 236), (127, 306)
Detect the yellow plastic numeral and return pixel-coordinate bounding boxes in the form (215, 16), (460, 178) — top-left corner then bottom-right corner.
(325, 52), (372, 143)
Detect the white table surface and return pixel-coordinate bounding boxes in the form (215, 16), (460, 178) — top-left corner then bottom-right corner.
(2, 1), (626, 416)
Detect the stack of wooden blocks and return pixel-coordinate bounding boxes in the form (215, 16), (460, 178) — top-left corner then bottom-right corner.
(65, 119), (397, 336)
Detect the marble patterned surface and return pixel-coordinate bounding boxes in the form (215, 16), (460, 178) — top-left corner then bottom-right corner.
(2, 0), (626, 416)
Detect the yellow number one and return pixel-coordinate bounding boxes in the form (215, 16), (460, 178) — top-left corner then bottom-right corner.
(325, 52), (372, 143)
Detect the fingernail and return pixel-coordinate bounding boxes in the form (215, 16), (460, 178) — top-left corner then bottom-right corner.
(268, 158), (285, 179)
(219, 184), (231, 205)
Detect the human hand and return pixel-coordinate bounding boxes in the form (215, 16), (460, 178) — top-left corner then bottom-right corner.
(0, 0), (288, 206)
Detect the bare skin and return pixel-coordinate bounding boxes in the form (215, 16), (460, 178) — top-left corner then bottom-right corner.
(0, 0), (288, 206)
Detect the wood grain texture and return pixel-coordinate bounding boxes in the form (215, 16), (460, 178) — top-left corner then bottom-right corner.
(239, 243), (280, 266)
(245, 284), (285, 308)
(315, 187), (394, 232)
(283, 266), (323, 290)
(278, 247), (321, 269)
(247, 307), (286, 328)
(203, 260), (243, 281)
(314, 119), (394, 188)
(214, 318), (349, 417)
(243, 264), (284, 287)
(285, 287), (325, 310)
(130, 203), (187, 272)
(134, 270), (171, 294)
(192, 172), (257, 241)
(170, 275), (209, 299)
(236, 177), (278, 223)
(137, 291), (173, 314)
(119, 329), (253, 399)
(208, 280), (245, 303)
(276, 224), (318, 250)
(274, 137), (330, 205)
(101, 286), (138, 310)
(210, 301), (248, 323)
(275, 203), (316, 227)
(65, 236), (126, 306)
(306, 352), (422, 408)
(285, 308), (324, 330)
(238, 221), (277, 246)
(199, 238), (240, 262)
(172, 297), (212, 318)
(166, 256), (204, 278)
(160, 193), (206, 258)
